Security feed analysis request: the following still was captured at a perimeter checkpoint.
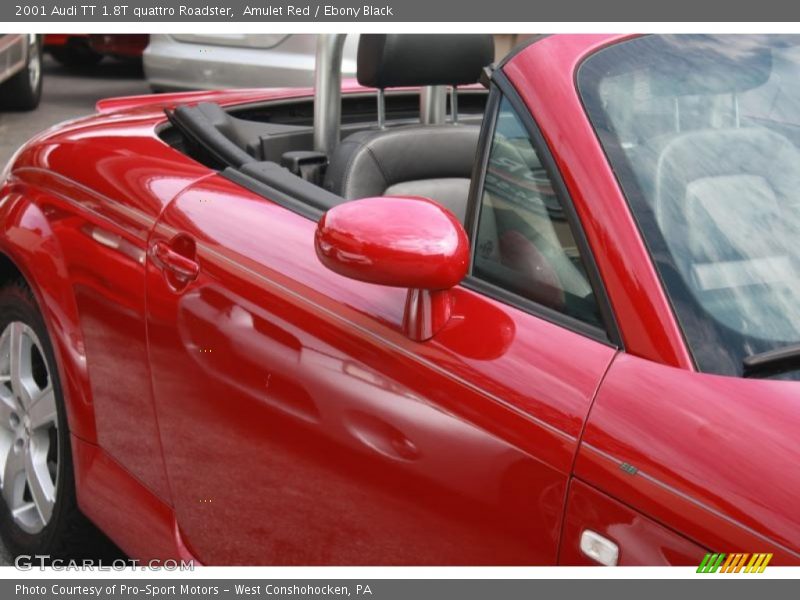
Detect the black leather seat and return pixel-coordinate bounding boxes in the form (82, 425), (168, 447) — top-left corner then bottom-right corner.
(323, 34), (494, 222)
(324, 124), (480, 222)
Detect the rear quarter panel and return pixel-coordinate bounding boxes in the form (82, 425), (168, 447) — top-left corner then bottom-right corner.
(0, 110), (209, 482)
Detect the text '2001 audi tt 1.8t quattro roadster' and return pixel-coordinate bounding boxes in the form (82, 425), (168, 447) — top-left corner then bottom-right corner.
(0, 33), (799, 566)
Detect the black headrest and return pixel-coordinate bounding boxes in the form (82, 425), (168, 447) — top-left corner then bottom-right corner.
(357, 34), (494, 89)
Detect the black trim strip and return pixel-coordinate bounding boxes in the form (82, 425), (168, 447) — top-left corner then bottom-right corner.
(222, 168), (323, 222)
(463, 277), (613, 345)
(166, 107), (250, 170)
(465, 70), (622, 348)
(464, 84), (501, 246)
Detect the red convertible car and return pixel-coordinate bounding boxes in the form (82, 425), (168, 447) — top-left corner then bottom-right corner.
(0, 33), (799, 566)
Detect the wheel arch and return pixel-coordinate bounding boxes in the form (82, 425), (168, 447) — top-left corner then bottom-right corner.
(0, 185), (98, 445)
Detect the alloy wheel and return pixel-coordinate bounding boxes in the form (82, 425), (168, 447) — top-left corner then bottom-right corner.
(0, 321), (58, 534)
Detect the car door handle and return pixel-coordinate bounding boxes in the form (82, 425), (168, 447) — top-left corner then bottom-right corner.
(150, 240), (200, 284)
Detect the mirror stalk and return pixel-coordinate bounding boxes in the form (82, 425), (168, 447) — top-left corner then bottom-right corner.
(403, 289), (454, 342)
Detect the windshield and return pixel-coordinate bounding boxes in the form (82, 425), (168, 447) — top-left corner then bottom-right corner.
(579, 35), (800, 377)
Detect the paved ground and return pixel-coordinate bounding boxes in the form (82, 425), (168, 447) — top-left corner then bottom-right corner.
(0, 54), (149, 565)
(0, 55), (149, 168)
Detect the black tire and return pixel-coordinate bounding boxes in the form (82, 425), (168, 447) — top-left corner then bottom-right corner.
(48, 43), (103, 68)
(0, 279), (118, 560)
(0, 36), (43, 111)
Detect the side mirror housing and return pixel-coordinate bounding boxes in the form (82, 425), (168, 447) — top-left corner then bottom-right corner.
(315, 196), (470, 341)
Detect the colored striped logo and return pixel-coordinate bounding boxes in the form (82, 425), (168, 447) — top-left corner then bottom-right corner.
(697, 553), (773, 573)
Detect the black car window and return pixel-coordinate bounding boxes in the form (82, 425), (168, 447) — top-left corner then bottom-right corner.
(472, 96), (605, 330)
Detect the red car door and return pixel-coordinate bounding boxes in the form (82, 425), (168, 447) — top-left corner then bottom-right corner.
(144, 90), (617, 565)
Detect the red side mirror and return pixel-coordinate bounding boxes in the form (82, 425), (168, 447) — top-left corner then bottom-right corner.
(315, 196), (470, 341)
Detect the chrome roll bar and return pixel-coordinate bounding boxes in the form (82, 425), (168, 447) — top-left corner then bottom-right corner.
(313, 34), (348, 155)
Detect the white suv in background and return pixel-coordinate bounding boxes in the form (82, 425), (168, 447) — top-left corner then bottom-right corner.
(143, 34), (358, 91)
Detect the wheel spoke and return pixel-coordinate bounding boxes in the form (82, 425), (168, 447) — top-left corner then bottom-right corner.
(11, 502), (37, 521)
(25, 442), (55, 524)
(2, 445), (25, 507)
(0, 395), (15, 432)
(0, 326), (11, 377)
(8, 323), (33, 411)
(28, 386), (56, 430)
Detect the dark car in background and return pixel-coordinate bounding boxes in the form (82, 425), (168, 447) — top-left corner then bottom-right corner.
(44, 34), (149, 67)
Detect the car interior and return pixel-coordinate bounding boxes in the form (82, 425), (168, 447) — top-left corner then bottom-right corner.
(161, 33), (606, 334)
(161, 34), (493, 221)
